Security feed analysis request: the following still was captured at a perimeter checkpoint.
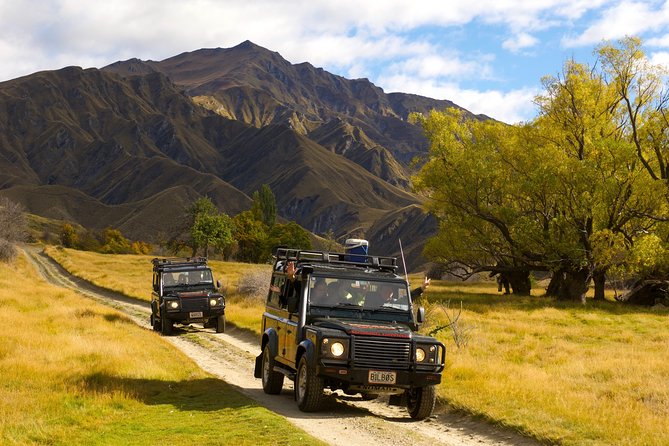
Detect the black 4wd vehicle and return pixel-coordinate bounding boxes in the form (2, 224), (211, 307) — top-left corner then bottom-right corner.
(150, 257), (225, 336)
(254, 248), (446, 420)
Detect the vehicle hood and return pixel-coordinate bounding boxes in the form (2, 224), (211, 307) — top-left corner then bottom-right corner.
(165, 289), (222, 298)
(312, 319), (412, 339)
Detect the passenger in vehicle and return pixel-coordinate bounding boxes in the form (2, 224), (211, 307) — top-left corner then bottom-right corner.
(310, 278), (328, 304)
(163, 273), (175, 286)
(365, 283), (395, 307)
(324, 281), (341, 305)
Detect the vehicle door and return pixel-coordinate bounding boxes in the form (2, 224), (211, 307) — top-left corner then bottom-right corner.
(276, 272), (306, 368)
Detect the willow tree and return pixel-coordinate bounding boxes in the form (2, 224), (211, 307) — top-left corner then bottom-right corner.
(412, 109), (556, 295)
(414, 46), (664, 301)
(534, 58), (662, 300)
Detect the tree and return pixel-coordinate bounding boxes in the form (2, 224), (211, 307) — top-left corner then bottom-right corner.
(267, 222), (312, 253)
(0, 197), (27, 261)
(251, 184), (277, 228)
(192, 212), (234, 257)
(232, 210), (268, 263)
(186, 197), (219, 256)
(60, 223), (79, 248)
(100, 228), (132, 254)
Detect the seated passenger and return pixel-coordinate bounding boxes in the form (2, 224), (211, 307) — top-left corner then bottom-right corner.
(163, 273), (175, 286)
(310, 278), (328, 304)
(324, 281), (343, 305)
(365, 284), (394, 308)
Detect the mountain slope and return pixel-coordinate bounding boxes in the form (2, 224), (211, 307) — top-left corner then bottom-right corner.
(105, 40), (488, 184)
(0, 62), (433, 264)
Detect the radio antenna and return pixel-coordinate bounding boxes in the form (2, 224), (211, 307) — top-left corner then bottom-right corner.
(399, 238), (408, 283)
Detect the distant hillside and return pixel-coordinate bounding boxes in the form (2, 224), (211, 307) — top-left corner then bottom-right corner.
(0, 41), (485, 269)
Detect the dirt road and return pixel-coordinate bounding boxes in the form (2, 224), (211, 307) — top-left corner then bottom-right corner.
(23, 246), (543, 446)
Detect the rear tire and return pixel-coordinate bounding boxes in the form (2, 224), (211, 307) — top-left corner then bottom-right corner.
(406, 385), (436, 420)
(261, 345), (284, 394)
(295, 356), (323, 412)
(216, 314), (226, 333)
(160, 308), (173, 336)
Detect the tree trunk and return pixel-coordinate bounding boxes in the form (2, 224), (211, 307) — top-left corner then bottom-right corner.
(546, 270), (565, 296)
(592, 270), (606, 301)
(557, 269), (590, 303)
(507, 270), (531, 295)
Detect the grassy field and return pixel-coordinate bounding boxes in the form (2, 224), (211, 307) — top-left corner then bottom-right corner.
(43, 246), (669, 446)
(0, 251), (325, 446)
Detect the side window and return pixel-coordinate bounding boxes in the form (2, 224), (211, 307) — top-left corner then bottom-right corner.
(267, 274), (286, 308)
(282, 277), (301, 310)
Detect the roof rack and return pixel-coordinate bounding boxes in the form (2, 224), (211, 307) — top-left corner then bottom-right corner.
(151, 257), (209, 269)
(274, 248), (397, 272)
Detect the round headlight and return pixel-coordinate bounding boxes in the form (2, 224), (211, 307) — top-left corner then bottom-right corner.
(330, 342), (345, 357)
(210, 298), (218, 306)
(416, 348), (426, 362)
(169, 301), (179, 309)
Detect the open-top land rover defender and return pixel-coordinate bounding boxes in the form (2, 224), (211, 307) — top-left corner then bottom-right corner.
(254, 248), (446, 420)
(150, 257), (225, 336)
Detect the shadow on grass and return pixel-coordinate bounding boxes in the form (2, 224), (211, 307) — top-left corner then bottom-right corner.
(79, 372), (253, 412)
(427, 290), (669, 317)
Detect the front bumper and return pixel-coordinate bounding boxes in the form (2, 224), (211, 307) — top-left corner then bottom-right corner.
(317, 363), (442, 389)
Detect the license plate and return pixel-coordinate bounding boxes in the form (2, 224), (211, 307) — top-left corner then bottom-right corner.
(189, 311), (203, 318)
(368, 370), (396, 385)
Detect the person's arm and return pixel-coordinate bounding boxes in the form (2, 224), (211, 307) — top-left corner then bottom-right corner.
(286, 261), (296, 281)
(411, 276), (431, 299)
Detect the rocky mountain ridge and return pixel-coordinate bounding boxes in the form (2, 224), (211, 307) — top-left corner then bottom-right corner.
(0, 41), (483, 268)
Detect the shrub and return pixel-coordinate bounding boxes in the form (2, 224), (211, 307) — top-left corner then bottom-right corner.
(237, 269), (272, 300)
(0, 239), (16, 262)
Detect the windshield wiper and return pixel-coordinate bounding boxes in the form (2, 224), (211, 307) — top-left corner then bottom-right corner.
(368, 306), (409, 314)
(334, 302), (364, 310)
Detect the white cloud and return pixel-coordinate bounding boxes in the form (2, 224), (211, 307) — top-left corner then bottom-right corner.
(562, 1), (669, 47)
(649, 50), (669, 68)
(502, 32), (540, 52)
(646, 34), (669, 47)
(378, 73), (539, 123)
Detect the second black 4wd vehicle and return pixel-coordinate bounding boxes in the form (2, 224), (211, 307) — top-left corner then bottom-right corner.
(254, 247), (446, 420)
(150, 257), (225, 336)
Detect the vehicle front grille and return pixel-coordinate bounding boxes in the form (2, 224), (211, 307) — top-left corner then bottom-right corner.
(352, 337), (411, 369)
(180, 298), (208, 312)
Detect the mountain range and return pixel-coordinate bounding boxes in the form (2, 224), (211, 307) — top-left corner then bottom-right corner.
(0, 40), (487, 269)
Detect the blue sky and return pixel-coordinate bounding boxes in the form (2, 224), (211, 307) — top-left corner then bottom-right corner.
(2, 1), (669, 123)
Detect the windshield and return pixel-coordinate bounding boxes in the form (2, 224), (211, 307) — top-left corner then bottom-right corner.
(162, 269), (213, 287)
(308, 276), (410, 311)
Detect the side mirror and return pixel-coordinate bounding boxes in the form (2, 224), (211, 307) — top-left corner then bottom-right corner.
(287, 294), (300, 314)
(216, 280), (221, 289)
(416, 306), (425, 324)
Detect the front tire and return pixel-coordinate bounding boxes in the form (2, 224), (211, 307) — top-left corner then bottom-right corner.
(216, 314), (226, 333)
(406, 385), (436, 420)
(295, 356), (323, 412)
(160, 308), (173, 336)
(261, 345), (284, 394)
(150, 312), (160, 331)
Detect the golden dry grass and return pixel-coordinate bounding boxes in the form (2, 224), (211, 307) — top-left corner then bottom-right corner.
(43, 247), (669, 445)
(0, 250), (324, 445)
